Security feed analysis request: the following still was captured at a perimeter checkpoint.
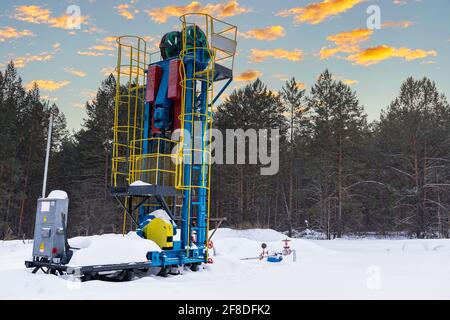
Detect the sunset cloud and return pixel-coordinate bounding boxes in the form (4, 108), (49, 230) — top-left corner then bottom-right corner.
(332, 75), (359, 85)
(320, 27), (437, 66)
(342, 79), (359, 85)
(13, 5), (88, 30)
(14, 5), (51, 24)
(11, 53), (53, 68)
(235, 70), (263, 81)
(93, 37), (119, 53)
(90, 45), (115, 51)
(320, 28), (373, 59)
(239, 25), (286, 41)
(347, 45), (438, 66)
(146, 0), (250, 24)
(382, 21), (414, 28)
(102, 36), (118, 44)
(250, 48), (303, 62)
(295, 82), (306, 90)
(25, 80), (70, 91)
(64, 67), (87, 77)
(78, 51), (105, 57)
(115, 4), (136, 20)
(278, 0), (363, 25)
(326, 28), (372, 48)
(0, 26), (34, 42)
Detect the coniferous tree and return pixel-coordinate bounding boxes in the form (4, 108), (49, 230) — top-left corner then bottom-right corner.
(305, 70), (368, 238)
(280, 78), (307, 236)
(375, 77), (450, 238)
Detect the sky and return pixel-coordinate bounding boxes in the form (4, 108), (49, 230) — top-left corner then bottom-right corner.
(0, 0), (449, 130)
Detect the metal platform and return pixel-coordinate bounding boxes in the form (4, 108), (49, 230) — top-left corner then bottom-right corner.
(195, 63), (233, 82)
(111, 185), (179, 227)
(111, 185), (178, 197)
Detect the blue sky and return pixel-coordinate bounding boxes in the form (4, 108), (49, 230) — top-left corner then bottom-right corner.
(0, 0), (449, 130)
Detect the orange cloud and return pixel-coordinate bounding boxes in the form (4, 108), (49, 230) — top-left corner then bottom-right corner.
(382, 21), (414, 28)
(25, 80), (70, 91)
(146, 0), (250, 24)
(64, 68), (87, 77)
(342, 79), (359, 85)
(90, 45), (114, 51)
(278, 0), (363, 25)
(333, 75), (359, 85)
(326, 28), (372, 47)
(11, 53), (53, 68)
(97, 37), (119, 52)
(320, 28), (372, 59)
(296, 82), (306, 90)
(347, 45), (438, 66)
(102, 36), (118, 44)
(235, 70), (262, 81)
(115, 4), (135, 20)
(250, 48), (303, 62)
(14, 5), (88, 30)
(14, 5), (51, 24)
(239, 25), (285, 41)
(78, 51), (105, 57)
(0, 26), (34, 42)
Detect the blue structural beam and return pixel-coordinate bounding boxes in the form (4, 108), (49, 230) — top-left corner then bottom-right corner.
(180, 58), (194, 251)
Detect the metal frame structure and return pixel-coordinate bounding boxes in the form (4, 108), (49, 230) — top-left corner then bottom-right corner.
(110, 13), (237, 270)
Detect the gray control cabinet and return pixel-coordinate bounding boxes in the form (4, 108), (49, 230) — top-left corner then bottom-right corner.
(32, 191), (69, 263)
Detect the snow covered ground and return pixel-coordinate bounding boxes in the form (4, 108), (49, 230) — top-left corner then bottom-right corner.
(0, 228), (449, 300)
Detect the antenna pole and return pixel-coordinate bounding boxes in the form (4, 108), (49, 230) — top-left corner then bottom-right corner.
(42, 113), (53, 199)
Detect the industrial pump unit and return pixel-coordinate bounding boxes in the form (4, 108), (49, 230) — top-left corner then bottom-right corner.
(25, 13), (237, 280)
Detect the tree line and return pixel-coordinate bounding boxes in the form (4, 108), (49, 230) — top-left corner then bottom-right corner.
(1, 62), (449, 239)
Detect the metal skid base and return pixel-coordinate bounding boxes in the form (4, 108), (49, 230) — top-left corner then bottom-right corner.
(25, 259), (203, 282)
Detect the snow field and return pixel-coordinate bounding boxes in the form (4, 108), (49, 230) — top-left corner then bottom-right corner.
(0, 228), (449, 299)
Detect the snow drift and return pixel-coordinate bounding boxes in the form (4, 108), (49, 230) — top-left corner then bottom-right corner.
(68, 233), (161, 267)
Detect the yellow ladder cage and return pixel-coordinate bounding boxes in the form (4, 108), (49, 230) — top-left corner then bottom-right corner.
(176, 13), (237, 191)
(112, 36), (149, 188)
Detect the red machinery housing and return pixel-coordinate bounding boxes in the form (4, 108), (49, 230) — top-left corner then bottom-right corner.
(146, 59), (182, 135)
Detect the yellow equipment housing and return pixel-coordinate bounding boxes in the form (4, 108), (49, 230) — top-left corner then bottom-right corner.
(143, 218), (174, 250)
